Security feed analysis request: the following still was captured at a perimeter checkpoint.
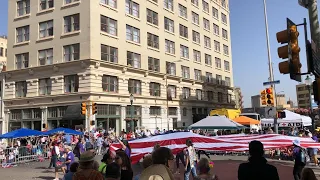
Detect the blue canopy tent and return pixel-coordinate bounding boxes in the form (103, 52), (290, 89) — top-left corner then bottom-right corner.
(0, 128), (44, 139)
(44, 127), (83, 135)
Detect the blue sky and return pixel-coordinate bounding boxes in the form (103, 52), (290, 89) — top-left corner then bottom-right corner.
(0, 1), (315, 107)
(230, 0), (315, 107)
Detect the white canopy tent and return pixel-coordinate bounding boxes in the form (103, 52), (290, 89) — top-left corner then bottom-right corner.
(261, 110), (312, 127)
(188, 116), (245, 130)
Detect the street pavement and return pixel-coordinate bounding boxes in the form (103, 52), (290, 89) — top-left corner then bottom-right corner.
(0, 155), (320, 180)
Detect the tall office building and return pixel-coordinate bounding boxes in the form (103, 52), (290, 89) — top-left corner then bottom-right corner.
(5, 0), (234, 134)
(296, 83), (313, 109)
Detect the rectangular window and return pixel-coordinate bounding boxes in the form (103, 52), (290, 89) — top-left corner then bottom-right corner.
(223, 45), (229, 55)
(180, 45), (189, 58)
(213, 23), (219, 35)
(39, 48), (53, 65)
(224, 60), (230, 71)
(202, 0), (209, 13)
(221, 13), (227, 24)
(100, 0), (117, 8)
(166, 62), (176, 76)
(216, 74), (222, 85)
(150, 82), (161, 96)
(205, 54), (212, 65)
(182, 87), (190, 99)
(212, 7), (218, 19)
(39, 20), (53, 38)
(39, 78), (52, 95)
(225, 77), (231, 86)
(40, 0), (54, 10)
(193, 49), (201, 62)
(127, 51), (141, 68)
(125, 0), (139, 18)
(101, 15), (117, 36)
(150, 106), (161, 115)
(65, 0), (79, 4)
(204, 36), (211, 48)
(64, 75), (79, 93)
(15, 81), (27, 97)
(196, 89), (203, 100)
(192, 12), (199, 25)
(167, 85), (176, 99)
(102, 75), (118, 92)
(148, 57), (160, 72)
(64, 14), (80, 33)
(214, 41), (220, 52)
(194, 69), (201, 81)
(221, 0), (227, 8)
(16, 26), (29, 43)
(215, 58), (221, 69)
(218, 92), (223, 102)
(128, 79), (141, 95)
(0, 48), (3, 56)
(64, 44), (80, 62)
(181, 66), (190, 79)
(205, 72), (212, 83)
(16, 53), (29, 69)
(207, 91), (213, 101)
(17, 0), (30, 16)
(192, 31), (200, 43)
(101, 44), (118, 63)
(165, 39), (175, 54)
(147, 33), (159, 49)
(147, 9), (158, 26)
(191, 0), (198, 6)
(203, 18), (210, 30)
(164, 0), (173, 11)
(126, 25), (140, 43)
(179, 24), (188, 38)
(164, 17), (174, 32)
(222, 28), (228, 39)
(179, 4), (187, 18)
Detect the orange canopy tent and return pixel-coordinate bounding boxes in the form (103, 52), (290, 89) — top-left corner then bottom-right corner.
(233, 116), (260, 125)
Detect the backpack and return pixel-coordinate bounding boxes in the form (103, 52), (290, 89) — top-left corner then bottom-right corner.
(99, 164), (107, 176)
(300, 148), (308, 164)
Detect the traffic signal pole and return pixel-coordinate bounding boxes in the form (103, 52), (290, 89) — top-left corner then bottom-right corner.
(307, 0), (320, 49)
(263, 0), (278, 133)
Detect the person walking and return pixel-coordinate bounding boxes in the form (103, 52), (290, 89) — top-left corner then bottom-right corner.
(292, 139), (307, 180)
(184, 139), (198, 180)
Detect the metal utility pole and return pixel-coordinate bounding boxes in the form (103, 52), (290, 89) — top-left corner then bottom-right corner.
(263, 0), (278, 133)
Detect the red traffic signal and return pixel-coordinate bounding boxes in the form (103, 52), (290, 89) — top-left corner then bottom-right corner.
(266, 88), (272, 94)
(277, 111), (286, 119)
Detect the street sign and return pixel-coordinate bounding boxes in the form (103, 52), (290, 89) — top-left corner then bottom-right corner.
(263, 80), (280, 86)
(264, 107), (276, 119)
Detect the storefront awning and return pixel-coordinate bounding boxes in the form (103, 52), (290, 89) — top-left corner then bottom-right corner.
(61, 104), (85, 121)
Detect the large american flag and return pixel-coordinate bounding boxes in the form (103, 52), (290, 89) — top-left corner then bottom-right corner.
(110, 132), (320, 164)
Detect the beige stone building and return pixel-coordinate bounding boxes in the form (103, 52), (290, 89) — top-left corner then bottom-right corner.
(4, 0), (234, 134)
(0, 36), (7, 134)
(296, 83), (313, 109)
(233, 87), (243, 110)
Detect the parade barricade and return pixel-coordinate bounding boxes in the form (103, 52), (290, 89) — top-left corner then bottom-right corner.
(0, 144), (49, 166)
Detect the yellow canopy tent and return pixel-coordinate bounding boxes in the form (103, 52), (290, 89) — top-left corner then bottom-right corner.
(233, 116), (260, 125)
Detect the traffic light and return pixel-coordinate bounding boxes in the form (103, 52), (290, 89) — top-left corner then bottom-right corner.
(92, 102), (97, 115)
(277, 111), (286, 119)
(260, 89), (267, 105)
(266, 88), (274, 105)
(277, 18), (302, 82)
(313, 78), (320, 105)
(81, 102), (86, 115)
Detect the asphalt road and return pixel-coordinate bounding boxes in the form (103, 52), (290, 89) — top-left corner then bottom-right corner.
(0, 155), (319, 180)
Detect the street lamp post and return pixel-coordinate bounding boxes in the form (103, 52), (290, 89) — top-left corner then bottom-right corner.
(129, 94), (134, 132)
(305, 75), (315, 130)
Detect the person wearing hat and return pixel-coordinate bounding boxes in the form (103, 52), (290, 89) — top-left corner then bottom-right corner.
(238, 140), (279, 180)
(292, 139), (307, 180)
(64, 145), (75, 173)
(73, 151), (104, 180)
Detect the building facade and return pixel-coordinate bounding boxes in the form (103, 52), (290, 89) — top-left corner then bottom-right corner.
(0, 36), (7, 134)
(5, 0), (234, 134)
(233, 87), (243, 110)
(296, 83), (313, 109)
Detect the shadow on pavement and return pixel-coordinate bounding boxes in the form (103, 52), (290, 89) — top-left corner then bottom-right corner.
(41, 170), (54, 173)
(33, 176), (53, 180)
(35, 166), (47, 169)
